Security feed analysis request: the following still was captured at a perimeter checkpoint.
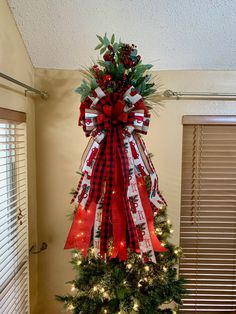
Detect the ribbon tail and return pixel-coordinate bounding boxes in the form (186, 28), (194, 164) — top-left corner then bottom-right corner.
(137, 176), (167, 252)
(111, 146), (127, 261)
(116, 127), (139, 252)
(100, 129), (114, 257)
(64, 202), (97, 256)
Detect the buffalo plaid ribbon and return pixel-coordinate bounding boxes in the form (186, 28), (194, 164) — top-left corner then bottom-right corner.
(64, 86), (167, 262)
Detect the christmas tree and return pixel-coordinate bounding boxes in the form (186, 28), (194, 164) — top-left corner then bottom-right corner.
(56, 34), (186, 313)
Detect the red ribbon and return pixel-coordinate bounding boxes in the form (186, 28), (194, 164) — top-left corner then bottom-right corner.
(137, 176), (167, 252)
(64, 202), (97, 256)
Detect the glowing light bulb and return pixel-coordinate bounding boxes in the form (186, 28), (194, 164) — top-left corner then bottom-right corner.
(174, 249), (179, 254)
(133, 303), (139, 311)
(144, 265), (149, 272)
(161, 243), (165, 247)
(167, 219), (171, 224)
(123, 280), (127, 284)
(77, 260), (82, 265)
(93, 286), (98, 291)
(163, 266), (168, 272)
(170, 229), (174, 233)
(78, 220), (82, 224)
(104, 310), (108, 313)
(67, 304), (75, 311)
(138, 283), (142, 287)
(158, 231), (163, 235)
(71, 285), (76, 292)
(103, 292), (109, 298)
(101, 287), (105, 293)
(127, 263), (132, 269)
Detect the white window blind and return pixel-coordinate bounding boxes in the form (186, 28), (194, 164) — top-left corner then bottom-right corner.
(0, 108), (29, 314)
(179, 116), (236, 313)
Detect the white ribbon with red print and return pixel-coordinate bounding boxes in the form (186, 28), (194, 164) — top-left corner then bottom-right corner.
(93, 196), (104, 257)
(125, 134), (156, 263)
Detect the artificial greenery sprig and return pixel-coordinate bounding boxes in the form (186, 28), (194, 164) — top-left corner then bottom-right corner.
(75, 34), (156, 103)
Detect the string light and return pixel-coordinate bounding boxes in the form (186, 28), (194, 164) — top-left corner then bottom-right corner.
(133, 303), (139, 311)
(93, 286), (98, 291)
(127, 263), (132, 269)
(67, 304), (75, 311)
(104, 309), (108, 313)
(123, 280), (127, 284)
(161, 242), (165, 247)
(163, 266), (168, 272)
(71, 284), (76, 292)
(103, 292), (109, 298)
(170, 229), (174, 233)
(138, 282), (142, 287)
(144, 265), (149, 272)
(77, 260), (82, 265)
(101, 287), (105, 293)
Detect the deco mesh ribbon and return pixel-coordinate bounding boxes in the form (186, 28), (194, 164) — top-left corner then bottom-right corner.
(65, 85), (167, 263)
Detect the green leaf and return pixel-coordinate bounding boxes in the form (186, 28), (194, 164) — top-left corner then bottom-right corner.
(97, 60), (105, 67)
(111, 33), (115, 44)
(104, 32), (110, 46)
(144, 64), (153, 70)
(100, 46), (107, 54)
(96, 34), (104, 43)
(113, 42), (119, 53)
(95, 43), (103, 50)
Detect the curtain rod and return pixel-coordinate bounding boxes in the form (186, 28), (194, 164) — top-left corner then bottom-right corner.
(0, 72), (48, 99)
(163, 89), (236, 100)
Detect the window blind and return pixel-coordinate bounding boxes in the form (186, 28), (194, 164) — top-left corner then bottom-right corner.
(0, 108), (29, 314)
(179, 117), (236, 313)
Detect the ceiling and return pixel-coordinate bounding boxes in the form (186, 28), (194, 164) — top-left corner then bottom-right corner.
(7, 0), (236, 70)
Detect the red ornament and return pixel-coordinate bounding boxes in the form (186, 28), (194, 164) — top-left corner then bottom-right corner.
(103, 74), (112, 82)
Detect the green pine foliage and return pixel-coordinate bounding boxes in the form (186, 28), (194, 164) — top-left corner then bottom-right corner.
(56, 205), (186, 313)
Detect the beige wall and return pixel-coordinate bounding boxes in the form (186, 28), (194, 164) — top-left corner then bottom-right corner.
(35, 68), (236, 313)
(0, 1), (38, 313)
